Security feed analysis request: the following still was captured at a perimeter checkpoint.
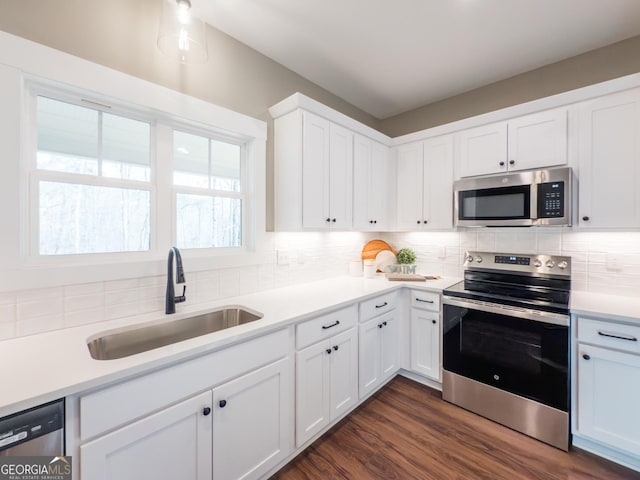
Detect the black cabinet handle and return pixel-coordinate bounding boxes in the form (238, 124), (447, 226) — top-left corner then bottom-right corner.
(416, 298), (434, 304)
(582, 354), (590, 360)
(383, 321), (387, 326)
(333, 345), (339, 351)
(423, 220), (428, 224)
(219, 400), (227, 408)
(322, 320), (340, 330)
(499, 161), (505, 167)
(416, 220), (421, 224)
(378, 323), (383, 329)
(598, 330), (637, 342)
(326, 217), (331, 222)
(326, 348), (332, 354)
(432, 320), (436, 324)
(509, 160), (515, 165)
(375, 302), (388, 309)
(373, 220), (377, 224)
(369, 220), (374, 224)
(203, 407), (211, 416)
(582, 216), (590, 222)
(331, 218), (336, 223)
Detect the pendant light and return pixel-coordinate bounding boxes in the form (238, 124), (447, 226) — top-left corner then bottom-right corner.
(157, 0), (208, 64)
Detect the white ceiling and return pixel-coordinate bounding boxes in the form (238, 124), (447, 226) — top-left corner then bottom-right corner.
(193, 0), (640, 119)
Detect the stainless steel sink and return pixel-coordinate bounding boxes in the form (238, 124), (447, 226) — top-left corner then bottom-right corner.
(87, 307), (263, 360)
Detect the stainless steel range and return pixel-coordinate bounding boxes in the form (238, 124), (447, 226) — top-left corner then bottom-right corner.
(442, 251), (571, 450)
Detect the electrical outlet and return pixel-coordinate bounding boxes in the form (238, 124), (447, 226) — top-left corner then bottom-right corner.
(606, 253), (623, 271)
(277, 250), (289, 265)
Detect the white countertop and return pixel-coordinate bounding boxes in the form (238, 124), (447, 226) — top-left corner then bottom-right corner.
(570, 290), (640, 325)
(0, 275), (459, 418)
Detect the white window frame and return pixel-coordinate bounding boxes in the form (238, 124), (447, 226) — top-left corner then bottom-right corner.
(170, 123), (249, 254)
(0, 31), (267, 291)
(25, 83), (158, 264)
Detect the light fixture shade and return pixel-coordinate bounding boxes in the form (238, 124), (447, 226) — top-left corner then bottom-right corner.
(158, 0), (208, 64)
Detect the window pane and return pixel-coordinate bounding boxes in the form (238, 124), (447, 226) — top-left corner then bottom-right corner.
(102, 112), (151, 181)
(39, 181), (150, 255)
(37, 97), (98, 174)
(211, 139), (241, 192)
(176, 194), (242, 249)
(173, 130), (209, 188)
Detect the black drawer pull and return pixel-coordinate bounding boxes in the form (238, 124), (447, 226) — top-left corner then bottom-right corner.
(598, 330), (638, 342)
(322, 320), (340, 330)
(203, 407), (211, 416)
(416, 298), (434, 304)
(582, 354), (590, 360)
(326, 348), (332, 355)
(219, 400), (227, 408)
(333, 345), (339, 351)
(378, 323), (384, 329)
(375, 302), (388, 309)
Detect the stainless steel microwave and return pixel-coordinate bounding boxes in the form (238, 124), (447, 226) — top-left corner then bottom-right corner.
(454, 167), (573, 227)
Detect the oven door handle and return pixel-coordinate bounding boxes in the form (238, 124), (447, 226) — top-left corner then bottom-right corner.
(442, 296), (569, 327)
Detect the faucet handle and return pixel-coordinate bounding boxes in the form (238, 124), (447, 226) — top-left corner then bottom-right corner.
(175, 285), (187, 304)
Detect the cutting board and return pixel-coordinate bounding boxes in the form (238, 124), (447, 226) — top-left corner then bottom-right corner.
(361, 239), (396, 261)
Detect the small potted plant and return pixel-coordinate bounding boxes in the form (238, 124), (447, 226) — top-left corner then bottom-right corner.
(396, 248), (417, 274)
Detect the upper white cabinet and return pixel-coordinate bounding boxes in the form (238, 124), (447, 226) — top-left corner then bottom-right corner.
(396, 135), (454, 230)
(274, 109), (353, 230)
(457, 108), (567, 177)
(353, 134), (391, 230)
(577, 88), (640, 228)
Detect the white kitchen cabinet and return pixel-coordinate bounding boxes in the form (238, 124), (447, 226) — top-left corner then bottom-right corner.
(575, 316), (640, 458)
(395, 135), (454, 230)
(358, 311), (398, 399)
(212, 358), (291, 480)
(457, 108), (567, 177)
(577, 88), (640, 228)
(295, 328), (358, 447)
(409, 290), (441, 381)
(353, 134), (391, 230)
(274, 109), (353, 230)
(81, 391), (213, 480)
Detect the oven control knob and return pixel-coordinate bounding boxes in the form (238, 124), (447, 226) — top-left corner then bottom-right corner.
(546, 260), (555, 268)
(466, 255), (474, 263)
(533, 259), (542, 268)
(476, 256), (483, 263)
(557, 260), (568, 269)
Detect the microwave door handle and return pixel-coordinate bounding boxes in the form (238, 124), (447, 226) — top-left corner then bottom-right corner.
(531, 183), (538, 221)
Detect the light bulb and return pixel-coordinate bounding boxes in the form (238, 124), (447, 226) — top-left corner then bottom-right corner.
(178, 28), (190, 52)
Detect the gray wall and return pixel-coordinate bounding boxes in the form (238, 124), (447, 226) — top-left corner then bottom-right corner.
(379, 35), (640, 137)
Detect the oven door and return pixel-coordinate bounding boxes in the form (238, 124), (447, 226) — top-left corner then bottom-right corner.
(442, 296), (569, 411)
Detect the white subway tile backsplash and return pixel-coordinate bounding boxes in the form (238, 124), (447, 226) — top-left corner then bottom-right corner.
(17, 298), (63, 321)
(0, 304), (16, 324)
(64, 293), (105, 313)
(17, 315), (63, 337)
(2, 229), (640, 342)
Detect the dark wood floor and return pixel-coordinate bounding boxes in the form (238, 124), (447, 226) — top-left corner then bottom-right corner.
(272, 376), (639, 480)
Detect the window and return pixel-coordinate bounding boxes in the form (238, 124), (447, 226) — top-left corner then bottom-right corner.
(34, 96), (152, 255)
(173, 130), (244, 249)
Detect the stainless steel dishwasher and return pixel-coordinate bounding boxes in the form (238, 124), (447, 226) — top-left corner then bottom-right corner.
(0, 399), (64, 456)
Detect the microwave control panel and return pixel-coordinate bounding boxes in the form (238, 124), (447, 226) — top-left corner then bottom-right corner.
(537, 181), (564, 218)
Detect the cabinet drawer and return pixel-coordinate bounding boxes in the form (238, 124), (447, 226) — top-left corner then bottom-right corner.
(359, 292), (397, 322)
(410, 290), (440, 312)
(578, 316), (640, 354)
(80, 328), (289, 441)
(296, 304), (356, 350)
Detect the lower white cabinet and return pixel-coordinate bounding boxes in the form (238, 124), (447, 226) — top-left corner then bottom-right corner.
(358, 311), (398, 399)
(296, 328), (358, 447)
(409, 290), (441, 381)
(212, 358), (291, 480)
(81, 359), (290, 480)
(81, 391), (213, 480)
(575, 315), (640, 457)
(410, 309), (440, 381)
